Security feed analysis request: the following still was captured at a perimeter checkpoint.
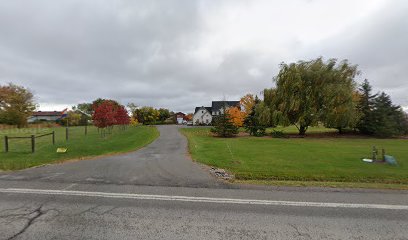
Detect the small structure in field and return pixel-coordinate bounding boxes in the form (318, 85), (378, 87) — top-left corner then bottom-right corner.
(175, 112), (185, 124)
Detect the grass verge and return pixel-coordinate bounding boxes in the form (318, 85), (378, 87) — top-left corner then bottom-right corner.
(235, 180), (408, 190)
(0, 125), (159, 170)
(181, 127), (408, 189)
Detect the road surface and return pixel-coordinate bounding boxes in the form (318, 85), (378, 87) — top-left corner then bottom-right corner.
(0, 125), (224, 188)
(0, 125), (407, 239)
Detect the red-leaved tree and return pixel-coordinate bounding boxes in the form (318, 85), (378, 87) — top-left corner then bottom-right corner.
(115, 105), (130, 129)
(92, 100), (131, 136)
(92, 101), (117, 136)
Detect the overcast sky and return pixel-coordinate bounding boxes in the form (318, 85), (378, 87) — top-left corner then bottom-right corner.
(0, 0), (407, 113)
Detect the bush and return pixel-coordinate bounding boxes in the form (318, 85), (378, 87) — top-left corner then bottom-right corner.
(271, 130), (287, 138)
(211, 114), (238, 137)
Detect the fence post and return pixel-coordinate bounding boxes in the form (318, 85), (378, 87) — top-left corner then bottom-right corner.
(66, 127), (68, 141)
(52, 131), (55, 145)
(31, 135), (35, 153)
(4, 136), (8, 153)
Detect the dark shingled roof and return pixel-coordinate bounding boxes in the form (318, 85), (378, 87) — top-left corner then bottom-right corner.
(194, 107), (212, 114)
(211, 101), (240, 113)
(31, 111), (62, 116)
(194, 101), (240, 115)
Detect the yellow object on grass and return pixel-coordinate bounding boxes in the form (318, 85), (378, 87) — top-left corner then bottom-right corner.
(56, 148), (67, 153)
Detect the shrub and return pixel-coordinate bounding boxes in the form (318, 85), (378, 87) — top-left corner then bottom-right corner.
(211, 113), (238, 137)
(271, 130), (287, 138)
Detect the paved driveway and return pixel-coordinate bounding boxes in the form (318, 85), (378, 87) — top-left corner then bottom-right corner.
(0, 125), (224, 188)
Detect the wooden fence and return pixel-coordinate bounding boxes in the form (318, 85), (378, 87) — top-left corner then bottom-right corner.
(4, 131), (55, 153)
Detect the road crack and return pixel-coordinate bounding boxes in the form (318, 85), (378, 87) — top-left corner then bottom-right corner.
(6, 204), (44, 240)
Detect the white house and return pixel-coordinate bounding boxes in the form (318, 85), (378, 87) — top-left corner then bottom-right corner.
(192, 101), (240, 125)
(193, 107), (212, 125)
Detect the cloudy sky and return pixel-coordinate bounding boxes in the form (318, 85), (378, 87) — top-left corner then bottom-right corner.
(0, 0), (407, 112)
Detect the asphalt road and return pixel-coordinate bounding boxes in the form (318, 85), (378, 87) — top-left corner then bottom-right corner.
(0, 125), (407, 239)
(0, 125), (224, 188)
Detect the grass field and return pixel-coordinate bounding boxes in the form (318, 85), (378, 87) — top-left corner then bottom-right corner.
(0, 125), (159, 170)
(181, 128), (408, 187)
(266, 125), (338, 134)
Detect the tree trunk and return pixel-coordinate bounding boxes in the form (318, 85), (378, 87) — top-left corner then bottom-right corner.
(298, 126), (307, 135)
(337, 127), (343, 134)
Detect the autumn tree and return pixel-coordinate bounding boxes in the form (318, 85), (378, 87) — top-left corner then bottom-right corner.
(115, 105), (130, 129)
(92, 98), (120, 110)
(183, 113), (193, 121)
(0, 83), (36, 128)
(240, 94), (255, 116)
(135, 106), (159, 125)
(227, 106), (245, 127)
(61, 111), (81, 126)
(92, 101), (117, 137)
(130, 117), (139, 126)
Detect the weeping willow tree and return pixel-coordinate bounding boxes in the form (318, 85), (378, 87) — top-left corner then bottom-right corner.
(269, 57), (359, 135)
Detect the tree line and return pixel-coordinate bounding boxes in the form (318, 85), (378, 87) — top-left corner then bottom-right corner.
(0, 83), (184, 128)
(213, 58), (408, 137)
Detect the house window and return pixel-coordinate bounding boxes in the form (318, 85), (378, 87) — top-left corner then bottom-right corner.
(202, 110), (204, 113)
(206, 119), (209, 124)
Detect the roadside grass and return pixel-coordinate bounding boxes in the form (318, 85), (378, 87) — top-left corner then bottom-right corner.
(235, 180), (408, 190)
(0, 125), (159, 170)
(181, 128), (408, 188)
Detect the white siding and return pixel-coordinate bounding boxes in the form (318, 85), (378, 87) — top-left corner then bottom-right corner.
(193, 108), (212, 125)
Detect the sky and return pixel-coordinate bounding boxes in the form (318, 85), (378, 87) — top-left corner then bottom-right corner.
(0, 0), (407, 113)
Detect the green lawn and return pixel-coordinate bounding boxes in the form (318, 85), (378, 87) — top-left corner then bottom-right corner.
(266, 125), (338, 134)
(0, 125), (159, 170)
(181, 128), (408, 186)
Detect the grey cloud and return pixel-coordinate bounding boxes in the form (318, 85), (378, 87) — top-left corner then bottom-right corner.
(308, 0), (408, 107)
(0, 0), (407, 112)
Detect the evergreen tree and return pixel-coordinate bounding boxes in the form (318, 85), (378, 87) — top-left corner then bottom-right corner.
(211, 104), (238, 137)
(372, 92), (405, 137)
(243, 96), (266, 136)
(356, 79), (407, 137)
(356, 79), (377, 134)
(397, 111), (408, 135)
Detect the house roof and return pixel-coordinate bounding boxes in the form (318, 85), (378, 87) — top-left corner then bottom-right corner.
(31, 111), (62, 117)
(194, 107), (212, 114)
(175, 112), (185, 116)
(211, 101), (240, 113)
(194, 101), (240, 115)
